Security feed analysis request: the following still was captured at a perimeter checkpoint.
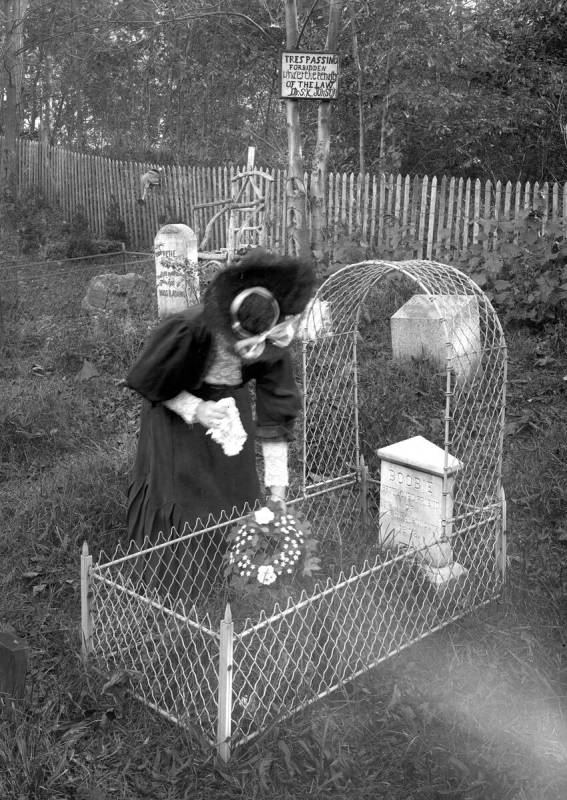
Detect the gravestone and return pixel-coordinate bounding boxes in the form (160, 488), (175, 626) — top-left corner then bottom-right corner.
(154, 224), (199, 318)
(376, 435), (467, 584)
(82, 272), (151, 317)
(0, 631), (27, 701)
(391, 294), (481, 381)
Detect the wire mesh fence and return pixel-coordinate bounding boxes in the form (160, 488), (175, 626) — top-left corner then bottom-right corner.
(81, 259), (507, 759)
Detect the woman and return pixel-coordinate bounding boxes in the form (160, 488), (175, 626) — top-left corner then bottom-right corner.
(126, 248), (316, 602)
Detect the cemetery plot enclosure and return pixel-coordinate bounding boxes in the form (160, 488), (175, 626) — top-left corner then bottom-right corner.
(81, 260), (507, 759)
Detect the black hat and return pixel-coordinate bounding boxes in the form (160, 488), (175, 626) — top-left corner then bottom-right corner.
(204, 248), (316, 338)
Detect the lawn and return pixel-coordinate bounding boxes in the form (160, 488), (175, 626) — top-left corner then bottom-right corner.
(0, 254), (566, 800)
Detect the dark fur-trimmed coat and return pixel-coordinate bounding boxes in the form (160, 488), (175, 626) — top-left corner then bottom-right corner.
(126, 306), (302, 556)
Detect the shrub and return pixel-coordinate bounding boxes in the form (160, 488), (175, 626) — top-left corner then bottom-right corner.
(104, 198), (130, 248)
(67, 205), (95, 258)
(453, 204), (567, 327)
(43, 241), (69, 260)
(90, 238), (126, 255)
(7, 189), (54, 253)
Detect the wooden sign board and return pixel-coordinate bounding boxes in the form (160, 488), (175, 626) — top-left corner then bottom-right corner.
(280, 51), (339, 99)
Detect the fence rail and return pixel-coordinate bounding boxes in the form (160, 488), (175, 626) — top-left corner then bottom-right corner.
(9, 139), (567, 256)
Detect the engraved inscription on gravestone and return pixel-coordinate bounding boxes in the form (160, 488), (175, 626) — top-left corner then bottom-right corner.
(154, 223), (199, 318)
(377, 435), (467, 584)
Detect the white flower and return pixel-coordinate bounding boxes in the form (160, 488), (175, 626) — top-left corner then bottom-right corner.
(257, 565), (277, 585)
(254, 507), (275, 525)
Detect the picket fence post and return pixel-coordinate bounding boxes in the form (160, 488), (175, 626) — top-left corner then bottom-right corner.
(217, 603), (234, 762)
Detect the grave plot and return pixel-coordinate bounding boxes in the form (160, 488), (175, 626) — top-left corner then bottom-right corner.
(81, 259), (507, 760)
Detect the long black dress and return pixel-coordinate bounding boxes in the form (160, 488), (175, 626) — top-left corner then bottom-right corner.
(126, 305), (301, 603)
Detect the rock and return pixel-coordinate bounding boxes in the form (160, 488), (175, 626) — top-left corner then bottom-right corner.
(81, 272), (151, 316)
(75, 359), (100, 382)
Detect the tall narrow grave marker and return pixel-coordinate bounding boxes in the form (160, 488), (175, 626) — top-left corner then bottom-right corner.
(154, 223), (199, 318)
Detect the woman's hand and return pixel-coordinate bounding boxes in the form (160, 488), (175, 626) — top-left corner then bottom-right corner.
(195, 400), (230, 429)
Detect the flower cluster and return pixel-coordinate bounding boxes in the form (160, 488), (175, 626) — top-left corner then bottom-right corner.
(225, 506), (306, 586)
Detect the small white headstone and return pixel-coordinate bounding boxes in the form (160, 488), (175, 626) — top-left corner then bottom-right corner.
(391, 294), (481, 381)
(154, 224), (199, 317)
(377, 435), (467, 584)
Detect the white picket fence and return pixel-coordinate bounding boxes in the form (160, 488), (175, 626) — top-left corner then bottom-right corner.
(10, 138), (567, 255)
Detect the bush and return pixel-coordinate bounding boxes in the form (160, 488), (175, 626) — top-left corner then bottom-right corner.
(453, 203), (567, 327)
(67, 205), (95, 258)
(104, 198), (130, 248)
(8, 189), (67, 254)
(90, 238), (126, 255)
(43, 240), (69, 260)
(44, 238), (125, 260)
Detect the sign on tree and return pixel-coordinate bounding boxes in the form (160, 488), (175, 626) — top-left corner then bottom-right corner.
(280, 52), (339, 100)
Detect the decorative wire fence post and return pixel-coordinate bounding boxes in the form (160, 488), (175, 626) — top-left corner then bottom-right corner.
(80, 541), (93, 660)
(497, 487), (507, 580)
(359, 455), (369, 531)
(217, 604), (234, 762)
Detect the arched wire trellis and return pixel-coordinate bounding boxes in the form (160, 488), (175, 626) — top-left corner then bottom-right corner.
(81, 260), (507, 761)
(299, 258), (507, 516)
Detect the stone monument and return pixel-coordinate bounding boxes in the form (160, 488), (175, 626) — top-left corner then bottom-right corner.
(154, 223), (199, 317)
(82, 272), (151, 317)
(391, 294), (481, 381)
(376, 435), (467, 584)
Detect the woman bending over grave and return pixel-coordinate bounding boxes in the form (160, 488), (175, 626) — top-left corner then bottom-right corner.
(126, 247), (316, 600)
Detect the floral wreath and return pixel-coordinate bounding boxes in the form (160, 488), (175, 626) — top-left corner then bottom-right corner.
(225, 504), (317, 587)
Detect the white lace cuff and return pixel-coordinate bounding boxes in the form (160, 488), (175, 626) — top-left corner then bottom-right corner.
(163, 391), (203, 424)
(262, 440), (289, 488)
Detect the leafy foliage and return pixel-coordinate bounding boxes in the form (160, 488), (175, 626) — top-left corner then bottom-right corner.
(3, 189), (67, 254)
(3, 0), (564, 180)
(455, 205), (567, 326)
(104, 198), (129, 248)
(66, 206), (95, 258)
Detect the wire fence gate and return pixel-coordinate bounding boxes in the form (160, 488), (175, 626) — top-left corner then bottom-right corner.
(81, 259), (507, 761)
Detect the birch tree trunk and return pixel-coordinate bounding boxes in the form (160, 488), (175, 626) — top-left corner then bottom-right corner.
(309, 0), (343, 264)
(349, 1), (364, 176)
(284, 0), (310, 258)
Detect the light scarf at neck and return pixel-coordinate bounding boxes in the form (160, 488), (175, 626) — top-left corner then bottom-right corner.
(233, 319), (297, 360)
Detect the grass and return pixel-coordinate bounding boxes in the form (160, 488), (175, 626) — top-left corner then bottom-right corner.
(0, 257), (566, 798)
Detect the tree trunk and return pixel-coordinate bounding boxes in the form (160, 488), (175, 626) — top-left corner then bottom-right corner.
(310, 0), (343, 264)
(378, 50), (391, 173)
(1, 0), (29, 200)
(284, 0), (310, 258)
(349, 1), (364, 176)
(40, 54), (52, 146)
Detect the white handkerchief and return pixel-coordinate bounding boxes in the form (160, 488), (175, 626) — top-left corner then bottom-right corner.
(206, 397), (247, 456)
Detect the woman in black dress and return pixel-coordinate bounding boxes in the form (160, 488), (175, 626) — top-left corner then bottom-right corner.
(126, 248), (316, 602)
